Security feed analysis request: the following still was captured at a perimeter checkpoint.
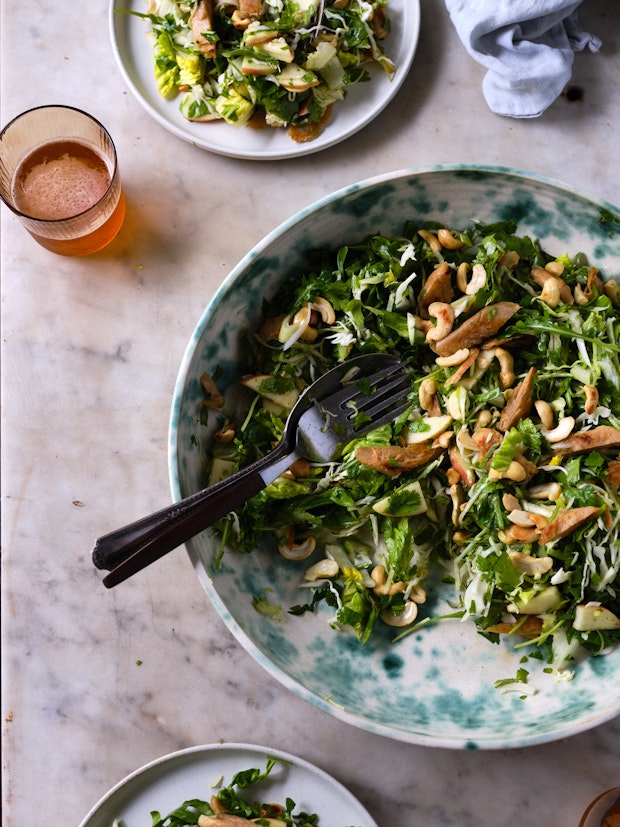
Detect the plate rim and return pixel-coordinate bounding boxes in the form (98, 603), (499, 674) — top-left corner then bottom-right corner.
(78, 742), (380, 827)
(108, 0), (420, 160)
(168, 164), (620, 749)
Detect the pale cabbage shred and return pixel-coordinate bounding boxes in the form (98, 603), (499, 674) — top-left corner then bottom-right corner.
(205, 219), (620, 687)
(142, 0), (394, 135)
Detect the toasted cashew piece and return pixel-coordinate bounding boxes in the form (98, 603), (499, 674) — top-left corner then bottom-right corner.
(604, 279), (620, 306)
(508, 550), (554, 576)
(465, 263), (487, 295)
(494, 347), (515, 388)
(489, 461), (527, 482)
(409, 584), (427, 604)
(214, 423), (236, 442)
(426, 302), (455, 342)
(418, 229), (442, 253)
(502, 492), (520, 511)
(371, 565), (406, 596)
(456, 262), (470, 293)
(544, 261), (564, 276)
(498, 525), (539, 544)
(475, 409), (493, 427)
(311, 296), (336, 324)
(534, 399), (554, 430)
(499, 250), (520, 269)
(574, 284), (589, 306)
(304, 558), (339, 581)
(532, 267), (573, 305)
(541, 415), (575, 443)
(279, 536), (316, 560)
(437, 228), (466, 250)
(418, 377), (438, 412)
(540, 277), (562, 308)
(381, 601), (418, 627)
(584, 385), (598, 415)
(507, 509), (536, 527)
(436, 347), (470, 367)
(528, 482), (563, 500)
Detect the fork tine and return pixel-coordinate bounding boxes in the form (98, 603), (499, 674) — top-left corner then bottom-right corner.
(354, 374), (412, 414)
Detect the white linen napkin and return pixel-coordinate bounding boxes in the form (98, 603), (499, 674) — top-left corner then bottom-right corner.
(444, 0), (602, 118)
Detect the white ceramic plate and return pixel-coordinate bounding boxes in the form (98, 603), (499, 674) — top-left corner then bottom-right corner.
(109, 0), (420, 160)
(79, 743), (378, 827)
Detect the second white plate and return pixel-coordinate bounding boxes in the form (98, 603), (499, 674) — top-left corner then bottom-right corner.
(109, 0), (420, 160)
(79, 742), (379, 827)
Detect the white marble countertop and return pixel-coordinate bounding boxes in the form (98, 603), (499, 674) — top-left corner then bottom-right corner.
(2, 1), (620, 824)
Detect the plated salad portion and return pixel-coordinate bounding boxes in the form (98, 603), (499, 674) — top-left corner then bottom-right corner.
(201, 218), (620, 680)
(114, 757), (349, 826)
(127, 0), (394, 143)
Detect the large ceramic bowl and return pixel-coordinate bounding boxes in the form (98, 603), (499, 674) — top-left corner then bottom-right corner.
(169, 166), (620, 749)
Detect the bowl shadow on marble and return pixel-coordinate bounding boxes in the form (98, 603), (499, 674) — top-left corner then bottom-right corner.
(169, 165), (620, 750)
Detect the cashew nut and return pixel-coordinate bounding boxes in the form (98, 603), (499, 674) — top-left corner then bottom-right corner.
(446, 387), (466, 420)
(278, 536), (316, 560)
(231, 9), (252, 27)
(418, 377), (438, 412)
(282, 303), (318, 342)
(465, 263), (487, 295)
(507, 509), (536, 527)
(426, 302), (455, 342)
(310, 296), (336, 324)
(200, 373), (225, 409)
(499, 250), (520, 269)
(604, 279), (620, 306)
(540, 277), (562, 308)
(214, 423), (235, 442)
(574, 284), (589, 306)
(502, 492), (521, 511)
(498, 525), (539, 544)
(531, 267), (574, 305)
(304, 558), (339, 581)
(456, 262), (470, 293)
(456, 427), (478, 452)
(418, 229), (442, 253)
(528, 482), (563, 501)
(534, 399), (554, 431)
(488, 461), (527, 483)
(494, 347), (515, 388)
(436, 347), (470, 367)
(371, 565), (406, 596)
(475, 409), (493, 427)
(409, 584), (427, 604)
(541, 415), (575, 443)
(437, 228), (466, 250)
(544, 260), (565, 277)
(508, 550), (554, 576)
(584, 385), (598, 415)
(380, 600), (418, 627)
(449, 483), (465, 525)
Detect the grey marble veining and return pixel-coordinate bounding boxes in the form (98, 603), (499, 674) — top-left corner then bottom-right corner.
(2, 1), (620, 825)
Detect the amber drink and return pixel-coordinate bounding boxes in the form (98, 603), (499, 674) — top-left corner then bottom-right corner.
(0, 106), (125, 256)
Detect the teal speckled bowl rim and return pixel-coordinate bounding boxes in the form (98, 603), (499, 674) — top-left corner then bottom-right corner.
(168, 164), (620, 749)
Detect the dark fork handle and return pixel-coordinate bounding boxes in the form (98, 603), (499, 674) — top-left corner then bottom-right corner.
(92, 443), (294, 586)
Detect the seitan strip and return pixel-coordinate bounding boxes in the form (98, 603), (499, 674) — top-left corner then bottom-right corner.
(433, 302), (520, 357)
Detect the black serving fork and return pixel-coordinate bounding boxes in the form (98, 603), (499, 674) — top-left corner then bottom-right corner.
(92, 353), (412, 587)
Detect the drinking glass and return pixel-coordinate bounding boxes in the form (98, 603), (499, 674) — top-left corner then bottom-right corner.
(0, 105), (125, 256)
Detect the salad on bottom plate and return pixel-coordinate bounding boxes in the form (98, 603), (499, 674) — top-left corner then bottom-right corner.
(126, 0), (394, 143)
(200, 217), (620, 687)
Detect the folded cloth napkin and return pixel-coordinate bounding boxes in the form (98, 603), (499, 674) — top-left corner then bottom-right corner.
(445, 0), (602, 117)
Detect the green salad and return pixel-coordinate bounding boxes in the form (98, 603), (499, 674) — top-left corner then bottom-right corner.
(113, 757), (348, 826)
(202, 218), (620, 680)
(127, 0), (394, 143)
